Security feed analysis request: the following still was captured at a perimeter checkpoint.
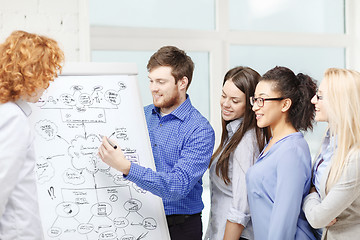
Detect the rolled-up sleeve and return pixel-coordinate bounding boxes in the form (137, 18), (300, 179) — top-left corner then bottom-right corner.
(227, 130), (257, 227)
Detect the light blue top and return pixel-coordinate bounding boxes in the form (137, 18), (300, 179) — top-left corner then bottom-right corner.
(310, 130), (335, 240)
(125, 95), (215, 215)
(312, 130), (335, 193)
(246, 132), (316, 240)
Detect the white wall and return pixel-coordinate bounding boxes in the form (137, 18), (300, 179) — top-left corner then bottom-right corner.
(347, 0), (360, 71)
(0, 0), (90, 61)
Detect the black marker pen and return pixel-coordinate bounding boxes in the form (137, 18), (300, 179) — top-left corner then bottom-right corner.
(99, 134), (117, 149)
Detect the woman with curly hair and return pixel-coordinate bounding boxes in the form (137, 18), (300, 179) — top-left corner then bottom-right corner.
(0, 30), (64, 239)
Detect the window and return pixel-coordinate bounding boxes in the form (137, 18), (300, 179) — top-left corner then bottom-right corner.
(90, 0), (216, 30)
(90, 0), (355, 232)
(92, 50), (210, 119)
(229, 0), (345, 33)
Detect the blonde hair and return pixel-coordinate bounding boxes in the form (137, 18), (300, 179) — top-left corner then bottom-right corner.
(324, 68), (360, 193)
(0, 30), (64, 103)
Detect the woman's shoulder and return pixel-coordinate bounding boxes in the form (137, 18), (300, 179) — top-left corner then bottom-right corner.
(0, 101), (17, 110)
(0, 101), (27, 120)
(272, 134), (311, 165)
(347, 148), (360, 162)
(235, 127), (258, 148)
(232, 128), (260, 161)
(242, 127), (257, 138)
(342, 148), (360, 176)
(277, 132), (309, 152)
(0, 102), (31, 134)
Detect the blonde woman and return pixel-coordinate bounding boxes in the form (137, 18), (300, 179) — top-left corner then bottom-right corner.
(0, 31), (64, 239)
(303, 68), (360, 239)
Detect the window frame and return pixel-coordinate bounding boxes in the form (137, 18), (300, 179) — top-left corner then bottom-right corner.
(90, 0), (360, 142)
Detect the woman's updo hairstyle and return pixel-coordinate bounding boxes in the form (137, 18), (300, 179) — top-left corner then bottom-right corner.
(261, 66), (317, 131)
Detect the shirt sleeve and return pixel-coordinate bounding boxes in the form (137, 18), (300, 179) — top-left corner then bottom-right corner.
(227, 130), (257, 227)
(268, 146), (310, 240)
(0, 107), (29, 217)
(303, 153), (360, 229)
(125, 122), (215, 201)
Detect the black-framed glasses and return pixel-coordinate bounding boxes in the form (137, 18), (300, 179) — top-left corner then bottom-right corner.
(250, 96), (284, 107)
(315, 93), (323, 101)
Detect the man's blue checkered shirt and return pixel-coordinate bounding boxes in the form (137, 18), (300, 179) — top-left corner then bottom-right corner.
(125, 96), (215, 215)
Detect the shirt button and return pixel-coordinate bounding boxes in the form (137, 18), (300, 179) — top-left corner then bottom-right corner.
(154, 144), (157, 147)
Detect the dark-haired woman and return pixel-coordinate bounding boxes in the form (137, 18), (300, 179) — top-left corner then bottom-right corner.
(246, 66), (317, 240)
(205, 66), (269, 240)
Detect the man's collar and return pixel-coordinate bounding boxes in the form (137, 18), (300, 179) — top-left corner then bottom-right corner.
(151, 94), (192, 121)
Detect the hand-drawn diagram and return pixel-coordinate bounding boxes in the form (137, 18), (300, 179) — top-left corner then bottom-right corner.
(29, 74), (168, 240)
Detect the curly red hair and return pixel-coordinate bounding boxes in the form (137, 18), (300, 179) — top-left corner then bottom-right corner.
(0, 30), (64, 103)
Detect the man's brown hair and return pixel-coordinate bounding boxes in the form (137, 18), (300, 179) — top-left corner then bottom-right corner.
(147, 46), (194, 89)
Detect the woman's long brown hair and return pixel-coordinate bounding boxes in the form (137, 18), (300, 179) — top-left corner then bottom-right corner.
(210, 66), (270, 185)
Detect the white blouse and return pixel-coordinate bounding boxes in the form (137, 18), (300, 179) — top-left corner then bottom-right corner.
(0, 100), (44, 239)
(205, 119), (259, 240)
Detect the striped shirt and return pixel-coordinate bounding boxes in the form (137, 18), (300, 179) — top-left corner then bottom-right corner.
(125, 96), (215, 215)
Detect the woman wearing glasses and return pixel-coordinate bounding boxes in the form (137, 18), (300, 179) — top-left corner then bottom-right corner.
(305, 89), (336, 240)
(302, 68), (360, 240)
(204, 66), (269, 240)
(246, 66), (317, 240)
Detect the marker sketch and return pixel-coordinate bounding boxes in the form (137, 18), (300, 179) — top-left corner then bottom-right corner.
(30, 75), (168, 240)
